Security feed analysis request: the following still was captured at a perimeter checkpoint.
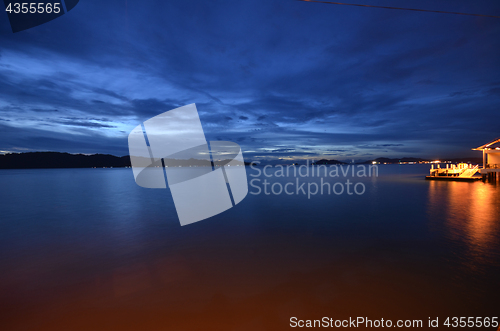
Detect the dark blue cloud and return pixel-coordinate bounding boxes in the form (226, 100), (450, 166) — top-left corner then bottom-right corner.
(0, 0), (499, 161)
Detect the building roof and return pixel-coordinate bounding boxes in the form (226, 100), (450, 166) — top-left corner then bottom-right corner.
(472, 138), (500, 150)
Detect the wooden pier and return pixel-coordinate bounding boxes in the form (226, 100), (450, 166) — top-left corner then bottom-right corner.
(479, 168), (500, 182)
(426, 163), (481, 181)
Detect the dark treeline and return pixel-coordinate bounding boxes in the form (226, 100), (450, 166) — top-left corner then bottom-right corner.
(0, 152), (131, 169)
(0, 152), (247, 169)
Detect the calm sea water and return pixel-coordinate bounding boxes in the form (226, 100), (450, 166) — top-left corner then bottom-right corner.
(0, 165), (499, 330)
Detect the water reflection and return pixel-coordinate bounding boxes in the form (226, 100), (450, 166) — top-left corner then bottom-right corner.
(2, 167), (500, 329)
(427, 180), (500, 269)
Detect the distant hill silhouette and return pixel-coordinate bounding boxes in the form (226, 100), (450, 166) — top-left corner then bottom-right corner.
(0, 152), (131, 169)
(446, 157), (483, 164)
(0, 152), (249, 169)
(359, 157), (483, 164)
(312, 159), (346, 165)
(361, 157), (426, 164)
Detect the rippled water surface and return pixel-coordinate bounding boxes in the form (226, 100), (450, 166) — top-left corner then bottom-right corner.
(0, 165), (499, 330)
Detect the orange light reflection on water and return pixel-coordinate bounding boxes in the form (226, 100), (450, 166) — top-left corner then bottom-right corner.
(427, 180), (500, 268)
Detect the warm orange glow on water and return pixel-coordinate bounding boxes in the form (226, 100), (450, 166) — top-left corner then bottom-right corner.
(427, 180), (500, 268)
(469, 185), (498, 247)
(0, 233), (476, 331)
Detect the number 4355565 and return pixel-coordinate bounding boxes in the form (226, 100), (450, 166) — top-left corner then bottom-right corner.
(6, 3), (61, 14)
(444, 317), (498, 328)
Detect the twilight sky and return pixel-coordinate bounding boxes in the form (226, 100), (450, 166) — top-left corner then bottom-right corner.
(0, 0), (499, 161)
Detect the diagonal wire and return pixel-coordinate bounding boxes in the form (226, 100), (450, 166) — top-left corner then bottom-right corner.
(296, 0), (500, 19)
